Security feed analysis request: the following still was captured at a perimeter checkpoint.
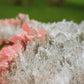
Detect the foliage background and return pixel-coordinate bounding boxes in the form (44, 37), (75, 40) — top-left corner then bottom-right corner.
(0, 0), (84, 23)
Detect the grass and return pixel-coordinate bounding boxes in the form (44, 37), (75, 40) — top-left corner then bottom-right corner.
(67, 0), (84, 6)
(0, 0), (83, 23)
(0, 4), (84, 23)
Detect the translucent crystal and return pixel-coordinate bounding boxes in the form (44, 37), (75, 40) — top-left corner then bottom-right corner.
(55, 32), (67, 43)
(79, 21), (84, 31)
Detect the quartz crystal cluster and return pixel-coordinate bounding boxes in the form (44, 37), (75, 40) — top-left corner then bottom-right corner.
(0, 14), (84, 84)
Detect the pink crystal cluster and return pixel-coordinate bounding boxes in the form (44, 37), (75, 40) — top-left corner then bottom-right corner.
(0, 14), (48, 84)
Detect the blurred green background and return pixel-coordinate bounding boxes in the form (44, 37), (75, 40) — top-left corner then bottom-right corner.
(0, 0), (84, 23)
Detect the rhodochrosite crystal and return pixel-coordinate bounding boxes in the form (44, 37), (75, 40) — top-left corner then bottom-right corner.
(0, 14), (84, 84)
(0, 15), (48, 84)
